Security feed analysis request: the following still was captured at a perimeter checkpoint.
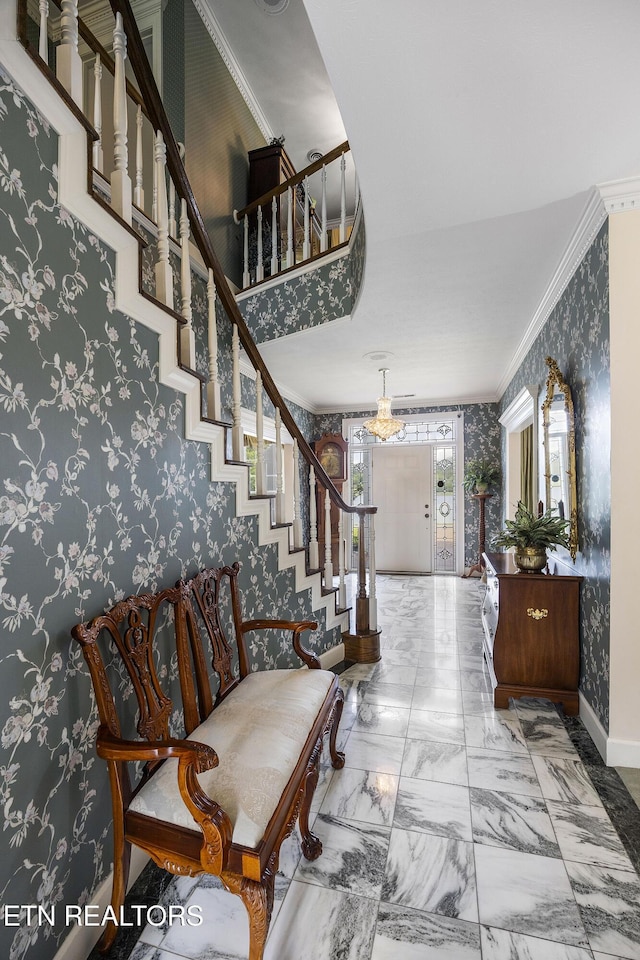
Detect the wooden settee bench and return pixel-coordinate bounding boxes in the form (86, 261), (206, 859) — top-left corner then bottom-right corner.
(72, 563), (345, 960)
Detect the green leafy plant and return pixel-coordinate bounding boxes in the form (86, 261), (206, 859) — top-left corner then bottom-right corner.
(491, 501), (570, 551)
(462, 458), (501, 493)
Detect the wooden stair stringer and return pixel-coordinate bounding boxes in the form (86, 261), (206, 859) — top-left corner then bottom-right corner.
(0, 14), (349, 639)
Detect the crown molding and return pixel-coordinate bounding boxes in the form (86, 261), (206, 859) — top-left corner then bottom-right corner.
(597, 174), (640, 214)
(192, 0), (274, 142)
(316, 393), (498, 416)
(496, 187), (607, 400)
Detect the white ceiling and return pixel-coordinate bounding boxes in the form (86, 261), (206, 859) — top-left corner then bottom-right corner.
(200, 0), (640, 411)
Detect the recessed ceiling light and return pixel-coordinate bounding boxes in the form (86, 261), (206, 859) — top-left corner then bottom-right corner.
(307, 149), (323, 163)
(362, 351), (395, 363)
(253, 0), (290, 14)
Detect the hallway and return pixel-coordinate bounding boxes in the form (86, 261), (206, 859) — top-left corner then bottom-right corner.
(125, 575), (640, 960)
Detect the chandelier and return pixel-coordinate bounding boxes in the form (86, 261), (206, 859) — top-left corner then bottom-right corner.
(363, 368), (405, 441)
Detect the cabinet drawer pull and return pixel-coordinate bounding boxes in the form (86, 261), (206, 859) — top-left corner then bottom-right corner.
(527, 607), (548, 620)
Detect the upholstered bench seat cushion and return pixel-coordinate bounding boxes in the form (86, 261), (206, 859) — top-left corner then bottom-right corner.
(128, 668), (335, 849)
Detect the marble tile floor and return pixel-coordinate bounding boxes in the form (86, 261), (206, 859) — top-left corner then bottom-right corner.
(96, 575), (640, 960)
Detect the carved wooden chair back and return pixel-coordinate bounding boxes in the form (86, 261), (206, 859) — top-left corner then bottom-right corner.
(178, 563), (246, 734)
(71, 587), (183, 799)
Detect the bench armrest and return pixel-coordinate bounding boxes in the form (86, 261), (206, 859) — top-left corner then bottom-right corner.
(97, 727), (219, 772)
(98, 727), (232, 871)
(241, 619), (321, 669)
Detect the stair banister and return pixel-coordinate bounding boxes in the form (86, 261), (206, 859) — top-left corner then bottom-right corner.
(103, 0), (378, 635)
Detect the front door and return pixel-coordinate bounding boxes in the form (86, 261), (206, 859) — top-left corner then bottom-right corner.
(371, 445), (432, 573)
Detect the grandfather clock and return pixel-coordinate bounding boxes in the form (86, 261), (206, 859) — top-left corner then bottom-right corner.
(313, 433), (348, 575)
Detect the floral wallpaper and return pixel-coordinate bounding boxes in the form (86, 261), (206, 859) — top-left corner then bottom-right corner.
(0, 67), (339, 960)
(237, 212), (366, 344)
(499, 224), (610, 729)
(314, 402), (502, 569)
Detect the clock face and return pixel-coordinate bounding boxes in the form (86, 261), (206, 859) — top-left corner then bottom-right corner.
(320, 442), (343, 478)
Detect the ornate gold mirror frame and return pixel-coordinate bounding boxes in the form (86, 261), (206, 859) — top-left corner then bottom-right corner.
(542, 356), (578, 560)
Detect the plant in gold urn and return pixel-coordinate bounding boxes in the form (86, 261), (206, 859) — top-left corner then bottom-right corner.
(491, 501), (570, 572)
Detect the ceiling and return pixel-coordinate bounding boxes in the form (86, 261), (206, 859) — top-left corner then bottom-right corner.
(200, 0), (640, 412)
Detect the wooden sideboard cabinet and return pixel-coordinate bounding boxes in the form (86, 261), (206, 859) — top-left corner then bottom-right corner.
(481, 551), (583, 715)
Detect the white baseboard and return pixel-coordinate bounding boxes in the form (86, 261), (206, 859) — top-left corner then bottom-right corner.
(319, 642), (345, 670)
(579, 691), (640, 768)
(53, 848), (149, 960)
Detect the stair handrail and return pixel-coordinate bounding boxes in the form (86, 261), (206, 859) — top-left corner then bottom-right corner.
(107, 0), (375, 521)
(234, 140), (350, 222)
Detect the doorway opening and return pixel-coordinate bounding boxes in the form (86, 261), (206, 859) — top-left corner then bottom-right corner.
(344, 413), (464, 575)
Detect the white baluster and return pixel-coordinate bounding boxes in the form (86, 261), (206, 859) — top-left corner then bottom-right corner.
(111, 14), (132, 224)
(270, 196), (278, 276)
(56, 0), (82, 106)
(293, 440), (303, 549)
(152, 150), (158, 222)
(134, 105), (144, 209)
(256, 205), (264, 283)
(302, 175), (310, 261)
(368, 512), (377, 631)
(242, 215), (250, 288)
(92, 54), (103, 172)
(320, 164), (328, 253)
(206, 269), (221, 420)
(339, 152), (347, 243)
(179, 199), (195, 367)
(308, 467), (319, 570)
(286, 186), (294, 268)
(338, 509), (347, 610)
(324, 489), (333, 587)
(154, 131), (173, 308)
(231, 324), (243, 461)
(255, 372), (265, 495)
(275, 408), (285, 524)
(39, 1), (49, 63)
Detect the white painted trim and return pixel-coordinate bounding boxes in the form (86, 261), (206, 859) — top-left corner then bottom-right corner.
(499, 385), (536, 431)
(320, 394), (496, 416)
(191, 0), (273, 141)
(578, 690), (608, 763)
(497, 188), (607, 399)
(598, 175), (640, 214)
(578, 691), (640, 768)
(319, 642), (345, 670)
(53, 848), (149, 960)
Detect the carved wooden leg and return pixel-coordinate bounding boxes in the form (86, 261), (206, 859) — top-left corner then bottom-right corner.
(328, 689), (346, 769)
(299, 756), (323, 861)
(97, 830), (131, 953)
(222, 872), (270, 960)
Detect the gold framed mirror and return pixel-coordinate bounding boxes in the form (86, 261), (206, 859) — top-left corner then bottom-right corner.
(542, 356), (578, 560)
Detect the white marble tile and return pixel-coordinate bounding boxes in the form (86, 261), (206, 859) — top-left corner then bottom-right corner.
(363, 681), (415, 709)
(412, 685), (464, 715)
(372, 903), (481, 959)
(277, 824), (303, 879)
(374, 649), (418, 666)
(513, 700), (579, 759)
(294, 813), (391, 898)
(532, 756), (603, 806)
(319, 766), (398, 826)
(470, 787), (560, 857)
(352, 702), (410, 738)
(343, 731), (405, 776)
(459, 655), (485, 670)
(407, 708), (466, 745)
(264, 881), (378, 960)
(459, 668), (494, 694)
(341, 662), (380, 681)
(464, 712), (528, 753)
(382, 636), (423, 652)
(565, 859), (640, 959)
(462, 690), (500, 717)
(474, 844), (589, 947)
(417, 651), (460, 671)
(382, 827), (478, 922)
(546, 799), (634, 871)
(401, 739), (468, 786)
(480, 925), (595, 959)
(394, 777), (472, 841)
(130, 946), (180, 960)
(371, 661), (418, 685)
(415, 667), (462, 690)
(467, 747), (542, 798)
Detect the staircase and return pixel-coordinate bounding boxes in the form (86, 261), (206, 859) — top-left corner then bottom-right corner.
(3, 0), (380, 650)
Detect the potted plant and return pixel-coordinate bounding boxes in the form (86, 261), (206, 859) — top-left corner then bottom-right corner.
(462, 458), (501, 495)
(491, 501), (571, 572)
